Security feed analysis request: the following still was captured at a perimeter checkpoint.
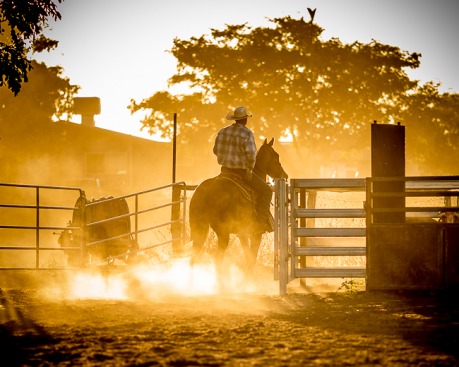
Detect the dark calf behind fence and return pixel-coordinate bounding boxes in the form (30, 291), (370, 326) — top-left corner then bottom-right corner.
(1, 182), (188, 270)
(59, 195), (138, 265)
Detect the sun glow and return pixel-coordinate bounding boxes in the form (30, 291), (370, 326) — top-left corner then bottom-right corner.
(62, 258), (250, 301)
(279, 128), (295, 143)
(69, 272), (128, 300)
(132, 259), (218, 298)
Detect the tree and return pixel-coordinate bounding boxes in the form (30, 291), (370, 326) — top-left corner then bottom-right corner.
(399, 83), (459, 175)
(0, 59), (79, 185)
(130, 16), (458, 176)
(0, 0), (62, 95)
(0, 60), (79, 133)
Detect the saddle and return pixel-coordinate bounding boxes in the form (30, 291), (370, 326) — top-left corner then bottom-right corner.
(215, 172), (255, 204)
(214, 172), (274, 233)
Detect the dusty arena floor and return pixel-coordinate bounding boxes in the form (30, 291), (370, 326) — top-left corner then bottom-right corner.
(1, 265), (459, 367)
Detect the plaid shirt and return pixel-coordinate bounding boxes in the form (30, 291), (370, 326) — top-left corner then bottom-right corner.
(213, 123), (257, 170)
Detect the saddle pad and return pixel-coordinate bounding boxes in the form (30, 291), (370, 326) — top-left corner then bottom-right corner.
(216, 174), (254, 203)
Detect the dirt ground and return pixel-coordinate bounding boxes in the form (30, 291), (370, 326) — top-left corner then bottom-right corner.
(1, 267), (459, 367)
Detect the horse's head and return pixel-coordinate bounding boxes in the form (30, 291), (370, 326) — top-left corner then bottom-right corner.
(254, 138), (288, 180)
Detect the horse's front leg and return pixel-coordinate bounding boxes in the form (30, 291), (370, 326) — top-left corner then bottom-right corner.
(239, 235), (251, 271)
(215, 232), (230, 276)
(247, 233), (262, 276)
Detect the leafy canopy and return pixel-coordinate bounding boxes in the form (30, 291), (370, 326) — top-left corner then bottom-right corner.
(0, 0), (62, 95)
(130, 17), (420, 143)
(0, 60), (79, 130)
(130, 16), (459, 175)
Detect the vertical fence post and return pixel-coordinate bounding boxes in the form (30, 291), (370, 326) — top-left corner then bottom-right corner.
(35, 187), (40, 268)
(181, 184), (187, 253)
(299, 188), (306, 287)
(290, 181), (296, 279)
(371, 122), (405, 223)
(171, 184), (183, 257)
(134, 194), (139, 246)
(170, 113), (183, 257)
(278, 178), (288, 295)
(172, 113), (177, 184)
(274, 181), (280, 280)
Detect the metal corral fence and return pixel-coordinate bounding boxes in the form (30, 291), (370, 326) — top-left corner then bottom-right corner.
(0, 183), (84, 269)
(275, 176), (459, 295)
(275, 178), (366, 295)
(0, 182), (188, 270)
(366, 176), (459, 224)
(366, 176), (459, 291)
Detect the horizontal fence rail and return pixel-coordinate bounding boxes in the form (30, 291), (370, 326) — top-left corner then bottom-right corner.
(289, 179), (367, 291)
(366, 176), (459, 224)
(276, 176), (459, 295)
(365, 176), (459, 291)
(0, 183), (84, 270)
(83, 182), (188, 265)
(0, 182), (188, 270)
(275, 178), (367, 295)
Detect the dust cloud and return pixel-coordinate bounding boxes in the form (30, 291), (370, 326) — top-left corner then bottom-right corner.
(3, 258), (280, 306)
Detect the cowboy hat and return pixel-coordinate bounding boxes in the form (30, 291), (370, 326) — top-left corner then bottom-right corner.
(226, 106), (252, 121)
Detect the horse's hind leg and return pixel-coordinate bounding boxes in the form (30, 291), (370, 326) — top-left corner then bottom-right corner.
(239, 235), (253, 273)
(190, 225), (209, 267)
(215, 233), (229, 289)
(247, 233), (262, 276)
(215, 232), (230, 278)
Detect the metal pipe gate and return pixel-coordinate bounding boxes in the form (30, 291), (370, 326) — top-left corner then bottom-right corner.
(275, 176), (459, 295)
(0, 182), (188, 270)
(275, 178), (366, 295)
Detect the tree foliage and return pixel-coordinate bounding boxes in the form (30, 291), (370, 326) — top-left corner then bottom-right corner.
(130, 16), (459, 176)
(0, 60), (79, 133)
(0, 0), (62, 95)
(398, 83), (459, 174)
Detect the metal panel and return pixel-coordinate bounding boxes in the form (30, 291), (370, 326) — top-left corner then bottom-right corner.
(295, 268), (366, 278)
(371, 123), (405, 223)
(295, 208), (366, 218)
(295, 228), (366, 237)
(367, 224), (443, 290)
(291, 178), (366, 190)
(295, 246), (366, 256)
(275, 179), (289, 295)
(443, 225), (459, 287)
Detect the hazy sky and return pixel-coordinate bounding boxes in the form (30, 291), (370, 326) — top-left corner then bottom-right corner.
(36, 0), (459, 139)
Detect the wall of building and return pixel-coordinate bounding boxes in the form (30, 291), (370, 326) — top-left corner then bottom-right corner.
(0, 120), (173, 198)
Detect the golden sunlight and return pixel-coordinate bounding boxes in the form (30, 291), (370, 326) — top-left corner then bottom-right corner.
(68, 272), (128, 300)
(279, 128), (294, 143)
(132, 258), (218, 297)
(63, 258), (252, 301)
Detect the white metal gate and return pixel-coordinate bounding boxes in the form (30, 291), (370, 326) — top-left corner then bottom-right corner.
(275, 178), (367, 295)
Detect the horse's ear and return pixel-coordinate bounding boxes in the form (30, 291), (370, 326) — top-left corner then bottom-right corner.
(268, 138), (274, 146)
(263, 138), (267, 145)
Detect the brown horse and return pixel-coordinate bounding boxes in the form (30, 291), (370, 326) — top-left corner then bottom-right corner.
(189, 138), (288, 276)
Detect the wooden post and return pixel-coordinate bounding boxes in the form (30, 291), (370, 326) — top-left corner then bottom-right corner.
(170, 113), (182, 256)
(171, 184), (183, 256)
(172, 113), (177, 184)
(299, 188), (306, 287)
(371, 122), (405, 223)
(299, 189), (317, 288)
(278, 179), (288, 295)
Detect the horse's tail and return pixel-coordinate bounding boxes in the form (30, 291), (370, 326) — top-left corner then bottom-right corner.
(189, 182), (211, 262)
(189, 199), (209, 243)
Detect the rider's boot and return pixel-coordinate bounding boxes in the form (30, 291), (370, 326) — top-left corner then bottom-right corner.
(254, 209), (274, 234)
